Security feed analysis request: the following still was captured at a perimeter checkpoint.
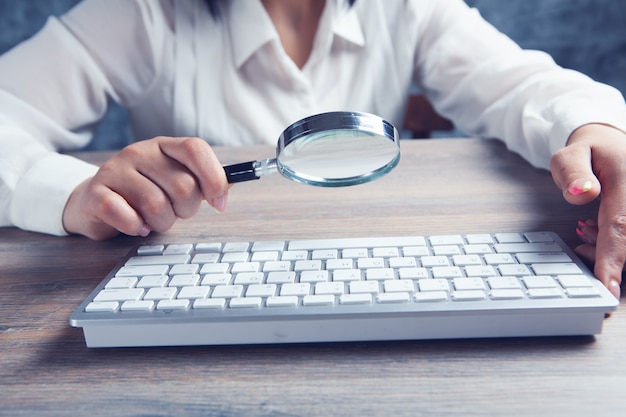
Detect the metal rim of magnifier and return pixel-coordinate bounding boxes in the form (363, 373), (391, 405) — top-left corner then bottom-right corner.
(276, 111), (401, 187)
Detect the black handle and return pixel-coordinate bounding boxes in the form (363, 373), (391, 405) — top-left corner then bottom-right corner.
(223, 161), (260, 183)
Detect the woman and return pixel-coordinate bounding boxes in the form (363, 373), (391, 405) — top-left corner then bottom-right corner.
(0, 0), (624, 298)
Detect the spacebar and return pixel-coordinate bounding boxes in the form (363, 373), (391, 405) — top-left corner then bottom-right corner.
(288, 236), (426, 250)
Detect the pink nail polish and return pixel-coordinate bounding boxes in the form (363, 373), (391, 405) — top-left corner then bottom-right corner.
(568, 180), (592, 195)
(577, 220), (587, 228)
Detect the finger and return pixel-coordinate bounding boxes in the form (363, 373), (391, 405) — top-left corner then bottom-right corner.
(106, 169), (178, 233)
(84, 182), (151, 238)
(133, 149), (204, 219)
(575, 220), (598, 245)
(158, 137), (229, 204)
(550, 143), (601, 205)
(592, 191), (626, 299)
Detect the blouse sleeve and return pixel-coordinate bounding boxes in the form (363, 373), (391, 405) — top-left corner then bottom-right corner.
(411, 0), (626, 169)
(0, 0), (167, 235)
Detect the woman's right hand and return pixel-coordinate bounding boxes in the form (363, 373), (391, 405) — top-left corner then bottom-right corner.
(62, 136), (229, 240)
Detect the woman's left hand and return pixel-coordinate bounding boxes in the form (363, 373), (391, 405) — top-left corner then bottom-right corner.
(550, 123), (626, 299)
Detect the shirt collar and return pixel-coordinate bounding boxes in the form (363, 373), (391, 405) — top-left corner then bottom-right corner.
(227, 0), (365, 70)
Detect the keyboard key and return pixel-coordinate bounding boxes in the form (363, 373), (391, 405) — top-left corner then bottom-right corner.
(490, 289), (525, 300)
(432, 245), (461, 256)
(266, 296), (299, 307)
(522, 276), (558, 289)
(116, 264), (169, 277)
(246, 284), (277, 298)
(105, 277), (138, 289)
(163, 244), (193, 255)
(281, 283), (311, 297)
(465, 234), (494, 244)
(494, 233), (525, 243)
(420, 256), (449, 267)
(169, 274), (200, 287)
(349, 281), (380, 294)
(157, 299), (191, 310)
(169, 264), (200, 275)
(229, 297), (262, 308)
(383, 279), (415, 293)
(201, 273), (232, 286)
(234, 272), (264, 285)
(222, 242), (250, 252)
(137, 244), (165, 255)
(452, 290), (486, 301)
(144, 287), (177, 301)
(414, 291), (448, 302)
(126, 254), (190, 266)
(452, 254), (482, 266)
(199, 263), (229, 274)
(557, 275), (594, 288)
(137, 275), (169, 288)
(566, 287), (600, 298)
(93, 288), (144, 302)
(418, 279), (450, 292)
(326, 259), (354, 269)
(85, 301), (119, 312)
(494, 242), (561, 253)
(193, 298), (226, 309)
(487, 276), (521, 290)
(432, 266), (463, 279)
(315, 282), (345, 295)
(300, 270), (329, 283)
(453, 278), (485, 291)
(312, 249), (338, 260)
(194, 242), (222, 252)
(366, 268), (395, 280)
(339, 293), (372, 305)
(212, 285), (244, 298)
(266, 271), (296, 284)
(531, 263), (583, 275)
(222, 252), (250, 263)
(251, 241), (285, 252)
(303, 294), (336, 306)
(429, 235), (464, 245)
(516, 252), (571, 264)
(377, 292), (410, 303)
(294, 260), (322, 271)
(251, 251), (279, 262)
(527, 288), (562, 299)
(464, 265), (497, 277)
(498, 264), (531, 276)
(263, 261), (292, 272)
(332, 269), (362, 281)
(121, 300), (155, 311)
(177, 286), (211, 299)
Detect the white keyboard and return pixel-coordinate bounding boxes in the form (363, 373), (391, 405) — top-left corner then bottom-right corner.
(70, 232), (618, 347)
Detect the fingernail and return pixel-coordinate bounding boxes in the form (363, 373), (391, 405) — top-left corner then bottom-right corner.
(137, 224), (151, 237)
(577, 220), (588, 228)
(609, 279), (621, 299)
(210, 194), (227, 213)
(575, 227), (595, 245)
(568, 180), (593, 195)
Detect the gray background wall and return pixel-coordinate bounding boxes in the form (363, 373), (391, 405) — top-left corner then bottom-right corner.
(1, 0), (624, 149)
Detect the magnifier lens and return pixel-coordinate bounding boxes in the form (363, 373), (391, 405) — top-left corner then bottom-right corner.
(278, 129), (399, 186)
(223, 111), (400, 187)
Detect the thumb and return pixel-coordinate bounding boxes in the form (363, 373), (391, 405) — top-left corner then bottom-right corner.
(550, 143), (601, 205)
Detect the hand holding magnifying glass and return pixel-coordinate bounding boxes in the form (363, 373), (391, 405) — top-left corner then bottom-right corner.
(223, 111), (401, 187)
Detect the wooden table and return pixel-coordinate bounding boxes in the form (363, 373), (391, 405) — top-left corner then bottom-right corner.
(1, 139), (624, 417)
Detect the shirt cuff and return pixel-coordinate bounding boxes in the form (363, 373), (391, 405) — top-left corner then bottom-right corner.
(10, 153), (98, 236)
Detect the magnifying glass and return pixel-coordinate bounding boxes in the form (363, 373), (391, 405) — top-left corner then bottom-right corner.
(223, 111), (400, 187)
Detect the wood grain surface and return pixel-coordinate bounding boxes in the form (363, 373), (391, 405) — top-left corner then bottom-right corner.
(1, 139), (624, 417)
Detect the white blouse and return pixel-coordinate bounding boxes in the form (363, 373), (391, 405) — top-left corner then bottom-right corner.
(0, 0), (624, 235)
